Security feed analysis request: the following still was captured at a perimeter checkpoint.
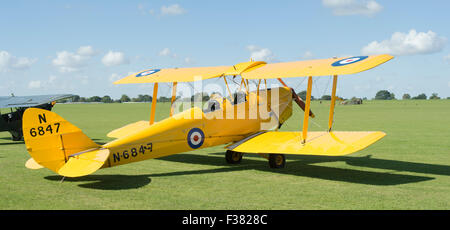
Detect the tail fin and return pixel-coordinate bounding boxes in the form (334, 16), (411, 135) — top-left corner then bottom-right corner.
(22, 108), (109, 177)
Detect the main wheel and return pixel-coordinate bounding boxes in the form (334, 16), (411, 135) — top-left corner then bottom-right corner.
(268, 154), (286, 168)
(225, 150), (243, 164)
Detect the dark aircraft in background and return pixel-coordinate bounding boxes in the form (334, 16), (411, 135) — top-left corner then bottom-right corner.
(0, 94), (73, 141)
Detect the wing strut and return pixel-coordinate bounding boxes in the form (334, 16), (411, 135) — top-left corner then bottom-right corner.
(277, 78), (288, 87)
(223, 76), (232, 98)
(301, 76), (313, 144)
(170, 82), (178, 117)
(150, 83), (158, 125)
(328, 75), (338, 131)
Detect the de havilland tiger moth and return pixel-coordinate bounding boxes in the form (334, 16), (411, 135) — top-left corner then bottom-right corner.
(21, 54), (394, 178)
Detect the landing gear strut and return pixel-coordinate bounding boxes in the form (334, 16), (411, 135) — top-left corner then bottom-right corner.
(10, 130), (23, 141)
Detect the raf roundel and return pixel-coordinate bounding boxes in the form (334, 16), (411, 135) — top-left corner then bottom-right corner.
(187, 128), (205, 149)
(332, 56), (368, 67)
(136, 69), (161, 77)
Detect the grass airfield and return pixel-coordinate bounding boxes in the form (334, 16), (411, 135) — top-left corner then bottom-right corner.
(0, 100), (449, 209)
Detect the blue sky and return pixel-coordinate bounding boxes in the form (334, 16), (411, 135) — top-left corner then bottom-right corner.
(1, 0), (449, 99)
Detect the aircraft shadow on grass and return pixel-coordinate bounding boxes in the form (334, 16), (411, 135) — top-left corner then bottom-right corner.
(44, 152), (449, 190)
(0, 137), (24, 145)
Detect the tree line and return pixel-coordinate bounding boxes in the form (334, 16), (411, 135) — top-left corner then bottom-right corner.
(67, 94), (155, 103)
(64, 92), (211, 103)
(297, 90), (447, 101)
(59, 90), (447, 104)
(373, 90), (445, 100)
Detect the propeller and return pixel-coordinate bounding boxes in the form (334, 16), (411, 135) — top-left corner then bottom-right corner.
(290, 88), (315, 118)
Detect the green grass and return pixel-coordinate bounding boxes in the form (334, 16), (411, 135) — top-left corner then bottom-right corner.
(0, 100), (449, 209)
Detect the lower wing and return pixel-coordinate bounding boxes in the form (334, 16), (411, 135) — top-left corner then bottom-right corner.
(228, 131), (386, 156)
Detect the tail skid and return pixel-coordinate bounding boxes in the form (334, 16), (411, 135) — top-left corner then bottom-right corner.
(22, 108), (109, 177)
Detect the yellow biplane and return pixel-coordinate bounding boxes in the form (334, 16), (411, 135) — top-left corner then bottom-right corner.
(23, 54), (393, 177)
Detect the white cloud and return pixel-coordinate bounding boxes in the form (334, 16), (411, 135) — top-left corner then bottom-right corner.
(109, 73), (121, 82)
(52, 51), (85, 73)
(322, 0), (382, 17)
(184, 57), (195, 64)
(444, 54), (450, 64)
(301, 51), (314, 59)
(52, 46), (96, 73)
(79, 75), (89, 85)
(161, 4), (186, 16)
(77, 46), (96, 56)
(137, 4), (156, 16)
(0, 51), (36, 72)
(102, 51), (129, 67)
(48, 75), (56, 83)
(158, 48), (179, 59)
(158, 48), (194, 65)
(362, 30), (447, 56)
(247, 45), (275, 62)
(28, 80), (42, 89)
(27, 75), (60, 89)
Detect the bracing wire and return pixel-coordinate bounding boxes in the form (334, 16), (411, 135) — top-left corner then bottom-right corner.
(313, 78), (320, 99)
(323, 76), (332, 97)
(309, 76), (333, 131)
(293, 77), (307, 92)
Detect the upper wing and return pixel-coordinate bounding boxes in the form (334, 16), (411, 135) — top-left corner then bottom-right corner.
(114, 66), (230, 84)
(113, 54), (393, 84)
(0, 94), (74, 108)
(242, 54), (393, 79)
(228, 131), (386, 156)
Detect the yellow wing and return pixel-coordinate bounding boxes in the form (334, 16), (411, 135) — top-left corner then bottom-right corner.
(113, 54), (393, 84)
(114, 66), (230, 84)
(242, 54), (393, 79)
(228, 131), (386, 156)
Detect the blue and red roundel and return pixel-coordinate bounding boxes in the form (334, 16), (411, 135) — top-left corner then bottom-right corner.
(187, 128), (205, 149)
(136, 69), (160, 77)
(332, 56), (368, 67)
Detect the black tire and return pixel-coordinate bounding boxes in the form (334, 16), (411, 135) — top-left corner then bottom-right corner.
(269, 154), (286, 168)
(225, 150), (243, 164)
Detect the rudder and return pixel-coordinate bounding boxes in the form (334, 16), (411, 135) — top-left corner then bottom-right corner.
(22, 108), (109, 177)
